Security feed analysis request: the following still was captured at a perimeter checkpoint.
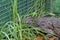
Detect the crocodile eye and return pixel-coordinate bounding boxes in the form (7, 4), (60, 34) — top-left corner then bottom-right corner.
(40, 23), (45, 26)
(42, 24), (45, 26)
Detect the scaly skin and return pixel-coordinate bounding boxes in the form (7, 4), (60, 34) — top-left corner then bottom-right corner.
(24, 15), (60, 40)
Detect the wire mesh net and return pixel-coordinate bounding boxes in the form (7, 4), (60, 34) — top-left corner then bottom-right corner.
(0, 0), (12, 27)
(0, 0), (60, 27)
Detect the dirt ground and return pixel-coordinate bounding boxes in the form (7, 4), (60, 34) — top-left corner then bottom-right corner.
(36, 35), (56, 40)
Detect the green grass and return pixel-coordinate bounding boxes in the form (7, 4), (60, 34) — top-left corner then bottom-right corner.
(0, 0), (49, 40)
(0, 21), (46, 40)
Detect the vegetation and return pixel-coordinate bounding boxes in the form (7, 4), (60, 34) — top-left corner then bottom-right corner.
(0, 0), (60, 40)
